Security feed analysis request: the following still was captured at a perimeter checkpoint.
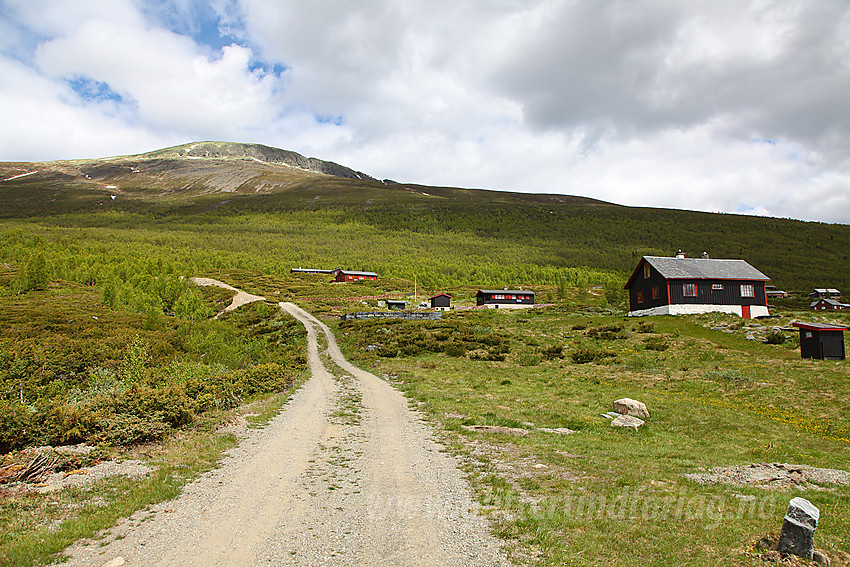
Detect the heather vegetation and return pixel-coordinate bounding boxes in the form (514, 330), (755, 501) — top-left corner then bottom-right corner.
(0, 270), (305, 453)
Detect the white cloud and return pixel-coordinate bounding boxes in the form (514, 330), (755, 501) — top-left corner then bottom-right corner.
(0, 0), (849, 223)
(33, 21), (279, 135)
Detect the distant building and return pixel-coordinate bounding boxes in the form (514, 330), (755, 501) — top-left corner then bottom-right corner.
(624, 251), (770, 319)
(476, 289), (535, 309)
(430, 293), (452, 311)
(808, 288), (841, 298)
(765, 285), (789, 298)
(810, 298), (850, 311)
(334, 270), (378, 283)
(291, 267), (339, 275)
(386, 300), (407, 310)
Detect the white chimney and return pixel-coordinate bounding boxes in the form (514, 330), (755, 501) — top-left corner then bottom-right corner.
(675, 250), (685, 259)
(702, 252), (709, 259)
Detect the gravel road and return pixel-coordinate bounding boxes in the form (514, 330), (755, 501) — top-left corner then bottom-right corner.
(58, 302), (508, 566)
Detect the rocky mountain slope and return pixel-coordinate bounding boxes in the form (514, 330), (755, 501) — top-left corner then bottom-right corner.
(0, 141), (377, 204)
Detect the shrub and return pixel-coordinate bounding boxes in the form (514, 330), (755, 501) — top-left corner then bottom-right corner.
(642, 336), (669, 351)
(571, 347), (601, 364)
(24, 252), (49, 291)
(635, 321), (655, 333)
(586, 324), (628, 340)
(765, 330), (787, 345)
(444, 342), (466, 357)
(229, 362), (296, 398)
(100, 414), (171, 447)
(0, 400), (34, 452)
(541, 345), (564, 359)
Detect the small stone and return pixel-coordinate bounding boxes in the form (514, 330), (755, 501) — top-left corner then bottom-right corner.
(756, 537), (773, 550)
(813, 551), (830, 567)
(777, 497), (819, 560)
(613, 398), (650, 419)
(461, 425), (529, 436)
(101, 558), (126, 567)
(610, 414), (644, 430)
(537, 427), (576, 435)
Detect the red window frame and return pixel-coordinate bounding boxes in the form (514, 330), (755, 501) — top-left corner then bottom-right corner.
(636, 290), (644, 303)
(644, 264), (651, 279)
(683, 283), (697, 297)
(712, 283), (724, 290)
(651, 286), (660, 300)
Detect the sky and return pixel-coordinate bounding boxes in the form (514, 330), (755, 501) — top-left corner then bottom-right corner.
(1, 0), (849, 224)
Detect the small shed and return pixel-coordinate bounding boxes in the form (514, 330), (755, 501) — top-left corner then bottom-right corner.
(810, 298), (850, 311)
(430, 293), (452, 311)
(386, 300), (407, 310)
(792, 322), (849, 360)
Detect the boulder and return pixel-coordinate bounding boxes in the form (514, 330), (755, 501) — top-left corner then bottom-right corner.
(610, 414), (644, 430)
(777, 497), (819, 560)
(613, 398), (650, 419)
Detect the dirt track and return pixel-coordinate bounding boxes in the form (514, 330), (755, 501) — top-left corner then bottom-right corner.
(57, 302), (507, 566)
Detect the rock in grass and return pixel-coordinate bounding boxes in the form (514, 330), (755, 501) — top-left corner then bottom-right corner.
(613, 398), (650, 419)
(538, 427), (576, 435)
(461, 425), (529, 436)
(777, 497), (819, 560)
(610, 414), (644, 430)
(813, 550), (830, 567)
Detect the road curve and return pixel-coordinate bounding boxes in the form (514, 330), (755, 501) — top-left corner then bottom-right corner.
(56, 302), (508, 566)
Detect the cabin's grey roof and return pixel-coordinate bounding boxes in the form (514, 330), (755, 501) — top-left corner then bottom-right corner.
(477, 289), (536, 295)
(338, 270), (378, 277)
(811, 298), (849, 308)
(644, 256), (769, 281)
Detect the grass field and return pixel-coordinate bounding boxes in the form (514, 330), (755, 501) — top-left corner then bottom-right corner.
(336, 307), (850, 566)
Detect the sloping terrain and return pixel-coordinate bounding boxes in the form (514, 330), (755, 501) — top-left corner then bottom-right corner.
(2, 141), (850, 293)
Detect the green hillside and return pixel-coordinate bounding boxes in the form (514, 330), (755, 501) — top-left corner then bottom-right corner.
(1, 144), (848, 294)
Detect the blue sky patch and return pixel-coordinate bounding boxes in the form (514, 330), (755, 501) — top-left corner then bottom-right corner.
(68, 77), (125, 104)
(315, 115), (345, 126)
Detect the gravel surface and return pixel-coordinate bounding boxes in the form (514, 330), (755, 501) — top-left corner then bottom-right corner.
(191, 277), (266, 319)
(57, 301), (508, 566)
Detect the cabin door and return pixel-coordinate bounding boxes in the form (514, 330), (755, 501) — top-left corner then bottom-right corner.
(742, 305), (751, 319)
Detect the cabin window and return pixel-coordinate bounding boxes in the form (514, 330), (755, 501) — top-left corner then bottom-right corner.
(683, 283), (697, 297)
(712, 284), (724, 291)
(644, 264), (651, 279)
(651, 286), (660, 300)
(493, 294), (505, 300)
(740, 284), (754, 298)
(636, 290), (644, 303)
